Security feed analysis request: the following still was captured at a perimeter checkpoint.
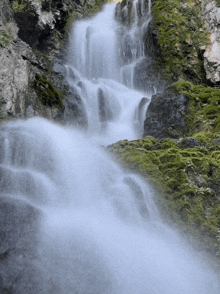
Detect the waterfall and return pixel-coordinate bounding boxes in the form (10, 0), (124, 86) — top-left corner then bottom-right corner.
(66, 3), (151, 143)
(0, 2), (219, 294)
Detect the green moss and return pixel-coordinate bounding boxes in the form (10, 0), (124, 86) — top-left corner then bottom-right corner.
(0, 30), (12, 47)
(12, 0), (27, 12)
(151, 0), (209, 83)
(193, 132), (212, 143)
(171, 81), (220, 135)
(215, 0), (220, 7)
(108, 137), (220, 254)
(33, 74), (64, 110)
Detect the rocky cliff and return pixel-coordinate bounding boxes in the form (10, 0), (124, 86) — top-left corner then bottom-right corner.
(0, 0), (104, 122)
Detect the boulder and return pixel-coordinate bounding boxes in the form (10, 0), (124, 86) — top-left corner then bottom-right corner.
(143, 90), (189, 139)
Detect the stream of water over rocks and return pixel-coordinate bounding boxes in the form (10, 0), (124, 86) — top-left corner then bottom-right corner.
(0, 2), (219, 294)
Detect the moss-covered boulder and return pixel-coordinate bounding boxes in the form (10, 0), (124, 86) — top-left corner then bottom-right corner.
(107, 136), (220, 255)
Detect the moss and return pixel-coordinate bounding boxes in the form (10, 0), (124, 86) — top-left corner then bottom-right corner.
(0, 30), (12, 47)
(151, 0), (209, 83)
(171, 81), (220, 135)
(33, 74), (64, 110)
(193, 132), (213, 143)
(108, 137), (220, 255)
(12, 0), (27, 12)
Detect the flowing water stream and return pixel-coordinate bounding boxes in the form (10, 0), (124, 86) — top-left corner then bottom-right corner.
(0, 2), (220, 294)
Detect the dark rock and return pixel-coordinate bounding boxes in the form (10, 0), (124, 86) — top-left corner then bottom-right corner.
(178, 137), (202, 148)
(137, 97), (149, 121)
(98, 88), (114, 122)
(133, 57), (170, 94)
(143, 19), (161, 59)
(212, 138), (220, 145)
(144, 91), (189, 139)
(63, 87), (88, 128)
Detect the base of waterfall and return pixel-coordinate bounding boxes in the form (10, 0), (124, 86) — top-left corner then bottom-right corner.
(0, 117), (219, 294)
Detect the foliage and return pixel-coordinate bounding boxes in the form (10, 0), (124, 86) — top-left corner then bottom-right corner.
(33, 74), (64, 110)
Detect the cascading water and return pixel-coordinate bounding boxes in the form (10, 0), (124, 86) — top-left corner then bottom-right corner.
(0, 2), (220, 294)
(66, 3), (151, 143)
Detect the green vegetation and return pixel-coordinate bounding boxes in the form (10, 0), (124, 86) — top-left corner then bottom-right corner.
(152, 0), (209, 82)
(108, 136), (220, 254)
(215, 0), (220, 7)
(171, 81), (220, 135)
(0, 30), (12, 47)
(12, 0), (27, 12)
(33, 74), (64, 110)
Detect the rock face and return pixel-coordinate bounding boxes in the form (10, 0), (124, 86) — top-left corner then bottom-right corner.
(144, 90), (188, 139)
(133, 56), (170, 94)
(0, 0), (63, 120)
(202, 1), (220, 85)
(0, 0), (103, 122)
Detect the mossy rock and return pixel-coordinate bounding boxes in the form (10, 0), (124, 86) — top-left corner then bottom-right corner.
(33, 74), (64, 110)
(107, 136), (220, 255)
(151, 0), (209, 83)
(171, 81), (220, 135)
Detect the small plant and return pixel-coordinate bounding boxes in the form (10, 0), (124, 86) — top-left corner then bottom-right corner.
(0, 30), (12, 47)
(12, 0), (27, 12)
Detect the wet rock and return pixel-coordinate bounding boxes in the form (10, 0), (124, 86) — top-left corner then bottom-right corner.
(133, 57), (169, 94)
(144, 90), (188, 139)
(98, 88), (114, 122)
(63, 87), (88, 128)
(137, 97), (149, 120)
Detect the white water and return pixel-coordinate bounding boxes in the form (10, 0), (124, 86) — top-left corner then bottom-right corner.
(67, 3), (151, 143)
(1, 118), (219, 294)
(0, 2), (220, 294)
